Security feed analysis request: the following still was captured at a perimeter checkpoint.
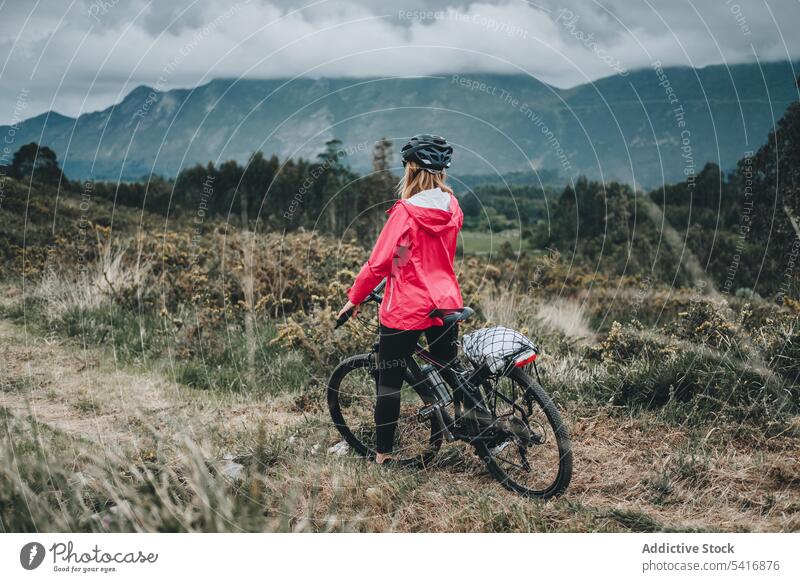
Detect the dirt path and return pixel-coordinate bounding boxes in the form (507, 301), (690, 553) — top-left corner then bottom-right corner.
(565, 407), (800, 532)
(0, 317), (171, 449)
(0, 305), (305, 457)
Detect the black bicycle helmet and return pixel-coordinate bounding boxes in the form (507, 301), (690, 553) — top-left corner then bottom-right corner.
(401, 134), (453, 172)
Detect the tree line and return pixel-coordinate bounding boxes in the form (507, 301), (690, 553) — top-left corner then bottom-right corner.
(1, 138), (395, 240)
(3, 90), (798, 299)
(528, 95), (800, 298)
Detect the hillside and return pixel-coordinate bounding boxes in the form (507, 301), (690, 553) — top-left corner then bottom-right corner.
(1, 173), (799, 532)
(2, 82), (799, 532)
(2, 61), (798, 186)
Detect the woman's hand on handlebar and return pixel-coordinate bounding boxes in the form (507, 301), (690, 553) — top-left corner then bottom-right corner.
(336, 300), (360, 320)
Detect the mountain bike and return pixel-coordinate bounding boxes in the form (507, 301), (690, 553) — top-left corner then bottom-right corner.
(328, 280), (572, 499)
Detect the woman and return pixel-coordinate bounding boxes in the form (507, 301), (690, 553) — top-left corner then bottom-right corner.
(337, 134), (464, 464)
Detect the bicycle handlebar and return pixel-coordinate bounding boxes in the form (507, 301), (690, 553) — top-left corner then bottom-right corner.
(334, 310), (352, 329)
(334, 278), (386, 329)
(370, 278), (386, 299)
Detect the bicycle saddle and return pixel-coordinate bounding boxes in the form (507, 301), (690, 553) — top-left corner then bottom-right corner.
(428, 306), (475, 325)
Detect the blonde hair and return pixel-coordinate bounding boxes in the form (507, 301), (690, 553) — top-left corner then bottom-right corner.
(396, 161), (454, 200)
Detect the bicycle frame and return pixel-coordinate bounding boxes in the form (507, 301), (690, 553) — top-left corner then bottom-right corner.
(350, 278), (525, 444)
(417, 340), (545, 439)
(366, 337), (498, 444)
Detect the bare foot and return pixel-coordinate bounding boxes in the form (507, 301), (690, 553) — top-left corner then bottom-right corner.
(375, 452), (394, 464)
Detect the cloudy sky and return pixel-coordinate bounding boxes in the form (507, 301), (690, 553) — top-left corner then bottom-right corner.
(1, 0), (798, 124)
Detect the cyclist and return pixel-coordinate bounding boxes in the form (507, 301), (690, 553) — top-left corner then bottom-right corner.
(337, 135), (464, 464)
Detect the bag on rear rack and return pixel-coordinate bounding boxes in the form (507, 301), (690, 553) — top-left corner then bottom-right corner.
(461, 326), (538, 374)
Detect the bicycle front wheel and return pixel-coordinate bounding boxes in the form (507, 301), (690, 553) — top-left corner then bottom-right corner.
(327, 353), (442, 467)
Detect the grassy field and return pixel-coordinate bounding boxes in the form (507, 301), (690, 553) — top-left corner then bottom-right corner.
(458, 228), (530, 255)
(1, 177), (798, 532)
(2, 283), (798, 532)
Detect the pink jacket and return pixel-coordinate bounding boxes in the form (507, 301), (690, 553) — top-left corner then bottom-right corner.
(347, 187), (464, 330)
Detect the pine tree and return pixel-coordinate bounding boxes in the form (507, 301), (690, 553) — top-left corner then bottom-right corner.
(359, 138), (396, 240)
(744, 81), (800, 240)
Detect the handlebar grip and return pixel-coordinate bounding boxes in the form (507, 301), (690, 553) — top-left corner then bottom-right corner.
(336, 279), (385, 329)
(334, 308), (352, 329)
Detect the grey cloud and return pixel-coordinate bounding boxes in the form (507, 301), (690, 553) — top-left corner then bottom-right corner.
(1, 0), (798, 124)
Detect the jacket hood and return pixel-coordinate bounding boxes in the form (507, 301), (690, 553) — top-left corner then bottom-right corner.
(392, 187), (463, 234)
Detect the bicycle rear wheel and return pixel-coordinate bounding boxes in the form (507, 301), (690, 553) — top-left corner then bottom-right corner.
(473, 367), (572, 498)
(327, 353), (442, 466)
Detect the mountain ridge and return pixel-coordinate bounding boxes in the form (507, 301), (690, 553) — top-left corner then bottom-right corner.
(3, 60), (798, 186)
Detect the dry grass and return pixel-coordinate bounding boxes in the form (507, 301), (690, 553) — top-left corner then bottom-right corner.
(31, 236), (150, 320)
(1, 302), (797, 533)
(535, 299), (595, 343)
(478, 287), (538, 330)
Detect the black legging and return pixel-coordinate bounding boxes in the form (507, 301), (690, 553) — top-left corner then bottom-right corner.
(375, 322), (459, 454)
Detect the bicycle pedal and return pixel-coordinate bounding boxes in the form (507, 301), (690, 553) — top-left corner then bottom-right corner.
(417, 404), (436, 421)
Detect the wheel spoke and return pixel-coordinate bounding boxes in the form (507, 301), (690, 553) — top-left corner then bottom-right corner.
(478, 369), (571, 498)
(328, 356), (441, 466)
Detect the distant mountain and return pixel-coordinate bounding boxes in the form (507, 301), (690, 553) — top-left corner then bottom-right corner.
(3, 61), (798, 186)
